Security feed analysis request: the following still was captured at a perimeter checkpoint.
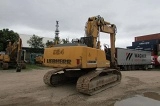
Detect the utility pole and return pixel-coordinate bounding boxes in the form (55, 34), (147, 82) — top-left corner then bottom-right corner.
(55, 21), (59, 44)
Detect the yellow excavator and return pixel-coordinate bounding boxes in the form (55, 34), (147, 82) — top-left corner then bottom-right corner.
(43, 15), (121, 95)
(35, 55), (43, 64)
(0, 38), (26, 72)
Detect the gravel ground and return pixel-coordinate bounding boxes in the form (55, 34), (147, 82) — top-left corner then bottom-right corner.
(0, 68), (160, 106)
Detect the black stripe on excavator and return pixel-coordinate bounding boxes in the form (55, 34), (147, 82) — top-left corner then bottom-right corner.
(87, 61), (97, 64)
(47, 59), (71, 64)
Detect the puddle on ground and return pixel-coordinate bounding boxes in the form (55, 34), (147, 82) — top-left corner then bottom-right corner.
(143, 92), (160, 101)
(111, 92), (160, 106)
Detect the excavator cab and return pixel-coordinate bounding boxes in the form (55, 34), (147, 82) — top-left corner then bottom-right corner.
(80, 36), (94, 48)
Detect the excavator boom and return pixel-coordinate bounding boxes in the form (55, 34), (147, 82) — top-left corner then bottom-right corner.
(85, 15), (117, 67)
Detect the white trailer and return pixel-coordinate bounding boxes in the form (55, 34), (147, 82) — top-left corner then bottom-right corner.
(106, 48), (153, 70)
(117, 48), (153, 70)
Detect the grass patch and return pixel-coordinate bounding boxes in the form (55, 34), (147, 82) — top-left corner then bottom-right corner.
(25, 64), (44, 71)
(152, 68), (160, 71)
(0, 64), (46, 72)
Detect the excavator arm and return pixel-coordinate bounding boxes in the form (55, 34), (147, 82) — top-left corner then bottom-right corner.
(16, 38), (22, 72)
(85, 15), (117, 68)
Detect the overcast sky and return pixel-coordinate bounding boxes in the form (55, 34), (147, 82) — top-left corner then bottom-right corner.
(0, 0), (160, 48)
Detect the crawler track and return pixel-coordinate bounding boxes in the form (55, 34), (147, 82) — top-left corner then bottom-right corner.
(43, 68), (78, 86)
(43, 68), (67, 86)
(43, 68), (121, 95)
(76, 69), (121, 95)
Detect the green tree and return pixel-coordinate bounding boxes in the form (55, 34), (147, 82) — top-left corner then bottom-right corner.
(27, 34), (44, 48)
(54, 37), (60, 44)
(45, 38), (69, 47)
(61, 38), (69, 44)
(0, 28), (19, 51)
(45, 40), (53, 47)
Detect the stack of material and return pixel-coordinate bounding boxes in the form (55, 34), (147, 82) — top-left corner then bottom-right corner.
(135, 33), (160, 41)
(127, 33), (160, 55)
